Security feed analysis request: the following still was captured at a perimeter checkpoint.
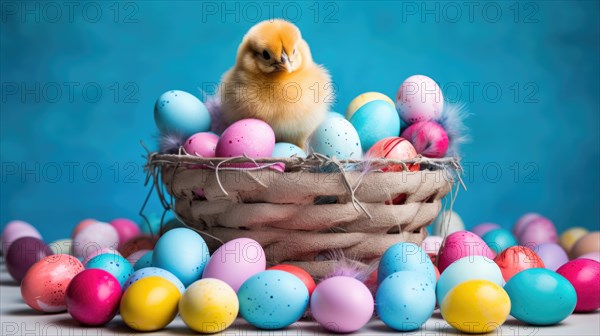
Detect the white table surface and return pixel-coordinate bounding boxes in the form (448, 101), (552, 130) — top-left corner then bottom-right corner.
(1, 261), (598, 336)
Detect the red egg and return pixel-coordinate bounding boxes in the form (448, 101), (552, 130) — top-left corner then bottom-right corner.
(66, 269), (122, 325)
(6, 237), (53, 283)
(21, 254), (84, 312)
(556, 259), (600, 312)
(494, 246), (545, 282)
(110, 218), (141, 248)
(268, 264), (316, 295)
(436, 231), (495, 273)
(365, 137), (420, 172)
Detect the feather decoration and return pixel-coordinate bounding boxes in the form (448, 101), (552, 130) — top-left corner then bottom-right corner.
(435, 102), (470, 157)
(158, 132), (185, 154)
(204, 94), (227, 135)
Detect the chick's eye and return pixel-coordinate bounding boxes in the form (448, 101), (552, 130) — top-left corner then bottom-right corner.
(262, 50), (270, 60)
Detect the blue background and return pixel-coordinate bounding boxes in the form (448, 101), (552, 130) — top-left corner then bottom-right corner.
(1, 1), (599, 241)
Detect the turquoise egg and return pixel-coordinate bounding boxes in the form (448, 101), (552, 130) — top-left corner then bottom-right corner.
(133, 250), (153, 271)
(238, 270), (309, 329)
(152, 228), (209, 287)
(436, 255), (504, 304)
(377, 271), (436, 331)
(504, 268), (577, 325)
(378, 242), (436, 286)
(124, 266), (185, 294)
(138, 213), (161, 236)
(349, 100), (400, 151)
(308, 118), (362, 160)
(85, 253), (134, 288)
(154, 90), (211, 137)
(482, 228), (518, 254)
(272, 142), (307, 158)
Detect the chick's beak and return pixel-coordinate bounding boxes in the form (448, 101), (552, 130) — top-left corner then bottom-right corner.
(278, 51), (292, 73)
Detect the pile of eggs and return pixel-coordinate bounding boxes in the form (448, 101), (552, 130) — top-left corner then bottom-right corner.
(154, 75), (453, 172)
(2, 212), (598, 334)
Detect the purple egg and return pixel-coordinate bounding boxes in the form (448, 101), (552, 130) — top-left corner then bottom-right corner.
(6, 236), (53, 282)
(517, 216), (558, 247)
(1, 220), (42, 257)
(513, 213), (541, 237)
(536, 243), (569, 271)
(471, 222), (501, 237)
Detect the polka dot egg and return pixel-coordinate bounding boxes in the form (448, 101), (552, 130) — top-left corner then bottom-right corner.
(85, 253), (133, 288)
(308, 117), (362, 160)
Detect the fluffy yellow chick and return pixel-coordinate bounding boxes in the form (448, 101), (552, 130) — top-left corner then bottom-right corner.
(220, 19), (333, 147)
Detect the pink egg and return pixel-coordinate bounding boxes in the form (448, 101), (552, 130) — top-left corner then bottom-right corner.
(310, 276), (374, 333)
(66, 269), (122, 326)
(73, 222), (119, 259)
(396, 75), (444, 123)
(400, 121), (449, 158)
(421, 235), (443, 256)
(202, 238), (266, 292)
(216, 118), (275, 158)
(21, 254), (84, 312)
(71, 219), (98, 239)
(517, 217), (558, 247)
(110, 218), (141, 248)
(512, 213), (541, 237)
(126, 249), (152, 265)
(183, 132), (219, 157)
(535, 243), (569, 271)
(437, 231), (495, 273)
(578, 252), (600, 262)
(82, 247), (122, 266)
(1, 220), (42, 256)
(471, 222), (501, 237)
(556, 259), (600, 312)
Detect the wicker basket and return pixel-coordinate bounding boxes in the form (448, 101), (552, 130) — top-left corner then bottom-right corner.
(147, 154), (459, 278)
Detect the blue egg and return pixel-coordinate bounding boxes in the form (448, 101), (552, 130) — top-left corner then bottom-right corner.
(152, 228), (209, 287)
(124, 267), (185, 294)
(272, 142), (307, 158)
(378, 242), (436, 286)
(154, 90), (211, 137)
(504, 268), (577, 325)
(482, 228), (518, 254)
(86, 253), (134, 288)
(308, 118), (362, 160)
(238, 270), (309, 329)
(138, 213), (162, 236)
(133, 250), (153, 271)
(349, 100), (400, 151)
(377, 271), (436, 331)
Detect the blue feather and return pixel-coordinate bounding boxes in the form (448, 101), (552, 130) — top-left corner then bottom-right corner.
(436, 103), (470, 157)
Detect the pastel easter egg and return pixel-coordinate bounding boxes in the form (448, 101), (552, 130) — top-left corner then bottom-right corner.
(517, 217), (558, 247)
(21, 254), (84, 312)
(365, 137), (419, 172)
(71, 219), (98, 239)
(396, 75), (444, 123)
(570, 232), (600, 259)
(72, 222), (119, 259)
(238, 270), (309, 330)
(560, 227), (588, 252)
(535, 243), (569, 271)
(183, 132), (219, 157)
(128, 250), (153, 270)
(202, 238), (266, 292)
(505, 268), (577, 325)
(346, 92), (395, 120)
(120, 276), (181, 331)
(179, 278), (239, 333)
(124, 267), (185, 294)
(308, 117), (362, 160)
(349, 100), (401, 151)
(1, 220), (42, 257)
(471, 222), (501, 237)
(81, 247), (121, 266)
(578, 251), (600, 262)
(311, 276), (374, 333)
(377, 271), (435, 331)
(152, 228), (210, 287)
(110, 218), (141, 248)
(66, 269), (122, 326)
(85, 253), (134, 288)
(268, 264), (316, 295)
(421, 235), (443, 263)
(436, 256), (504, 304)
(126, 249), (151, 266)
(154, 90), (211, 137)
(400, 121), (449, 158)
(494, 246), (545, 282)
(556, 258), (600, 312)
(437, 231), (495, 273)
(513, 213), (541, 237)
(378, 242), (436, 286)
(482, 228), (518, 254)
(327, 111), (344, 119)
(271, 142), (307, 158)
(6, 237), (53, 283)
(433, 210), (465, 237)
(216, 118), (275, 158)
(48, 238), (73, 255)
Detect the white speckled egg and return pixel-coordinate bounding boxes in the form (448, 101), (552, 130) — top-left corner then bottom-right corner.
(308, 118), (362, 159)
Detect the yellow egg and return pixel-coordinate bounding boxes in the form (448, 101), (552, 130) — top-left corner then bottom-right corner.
(179, 278), (239, 333)
(559, 227), (588, 252)
(441, 280), (510, 334)
(120, 276), (181, 331)
(346, 92), (395, 119)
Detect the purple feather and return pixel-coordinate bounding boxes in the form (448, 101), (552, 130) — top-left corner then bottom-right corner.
(158, 132), (185, 154)
(205, 95), (227, 135)
(436, 102), (470, 157)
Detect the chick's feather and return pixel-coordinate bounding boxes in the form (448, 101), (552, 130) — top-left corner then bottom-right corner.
(220, 19), (333, 147)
